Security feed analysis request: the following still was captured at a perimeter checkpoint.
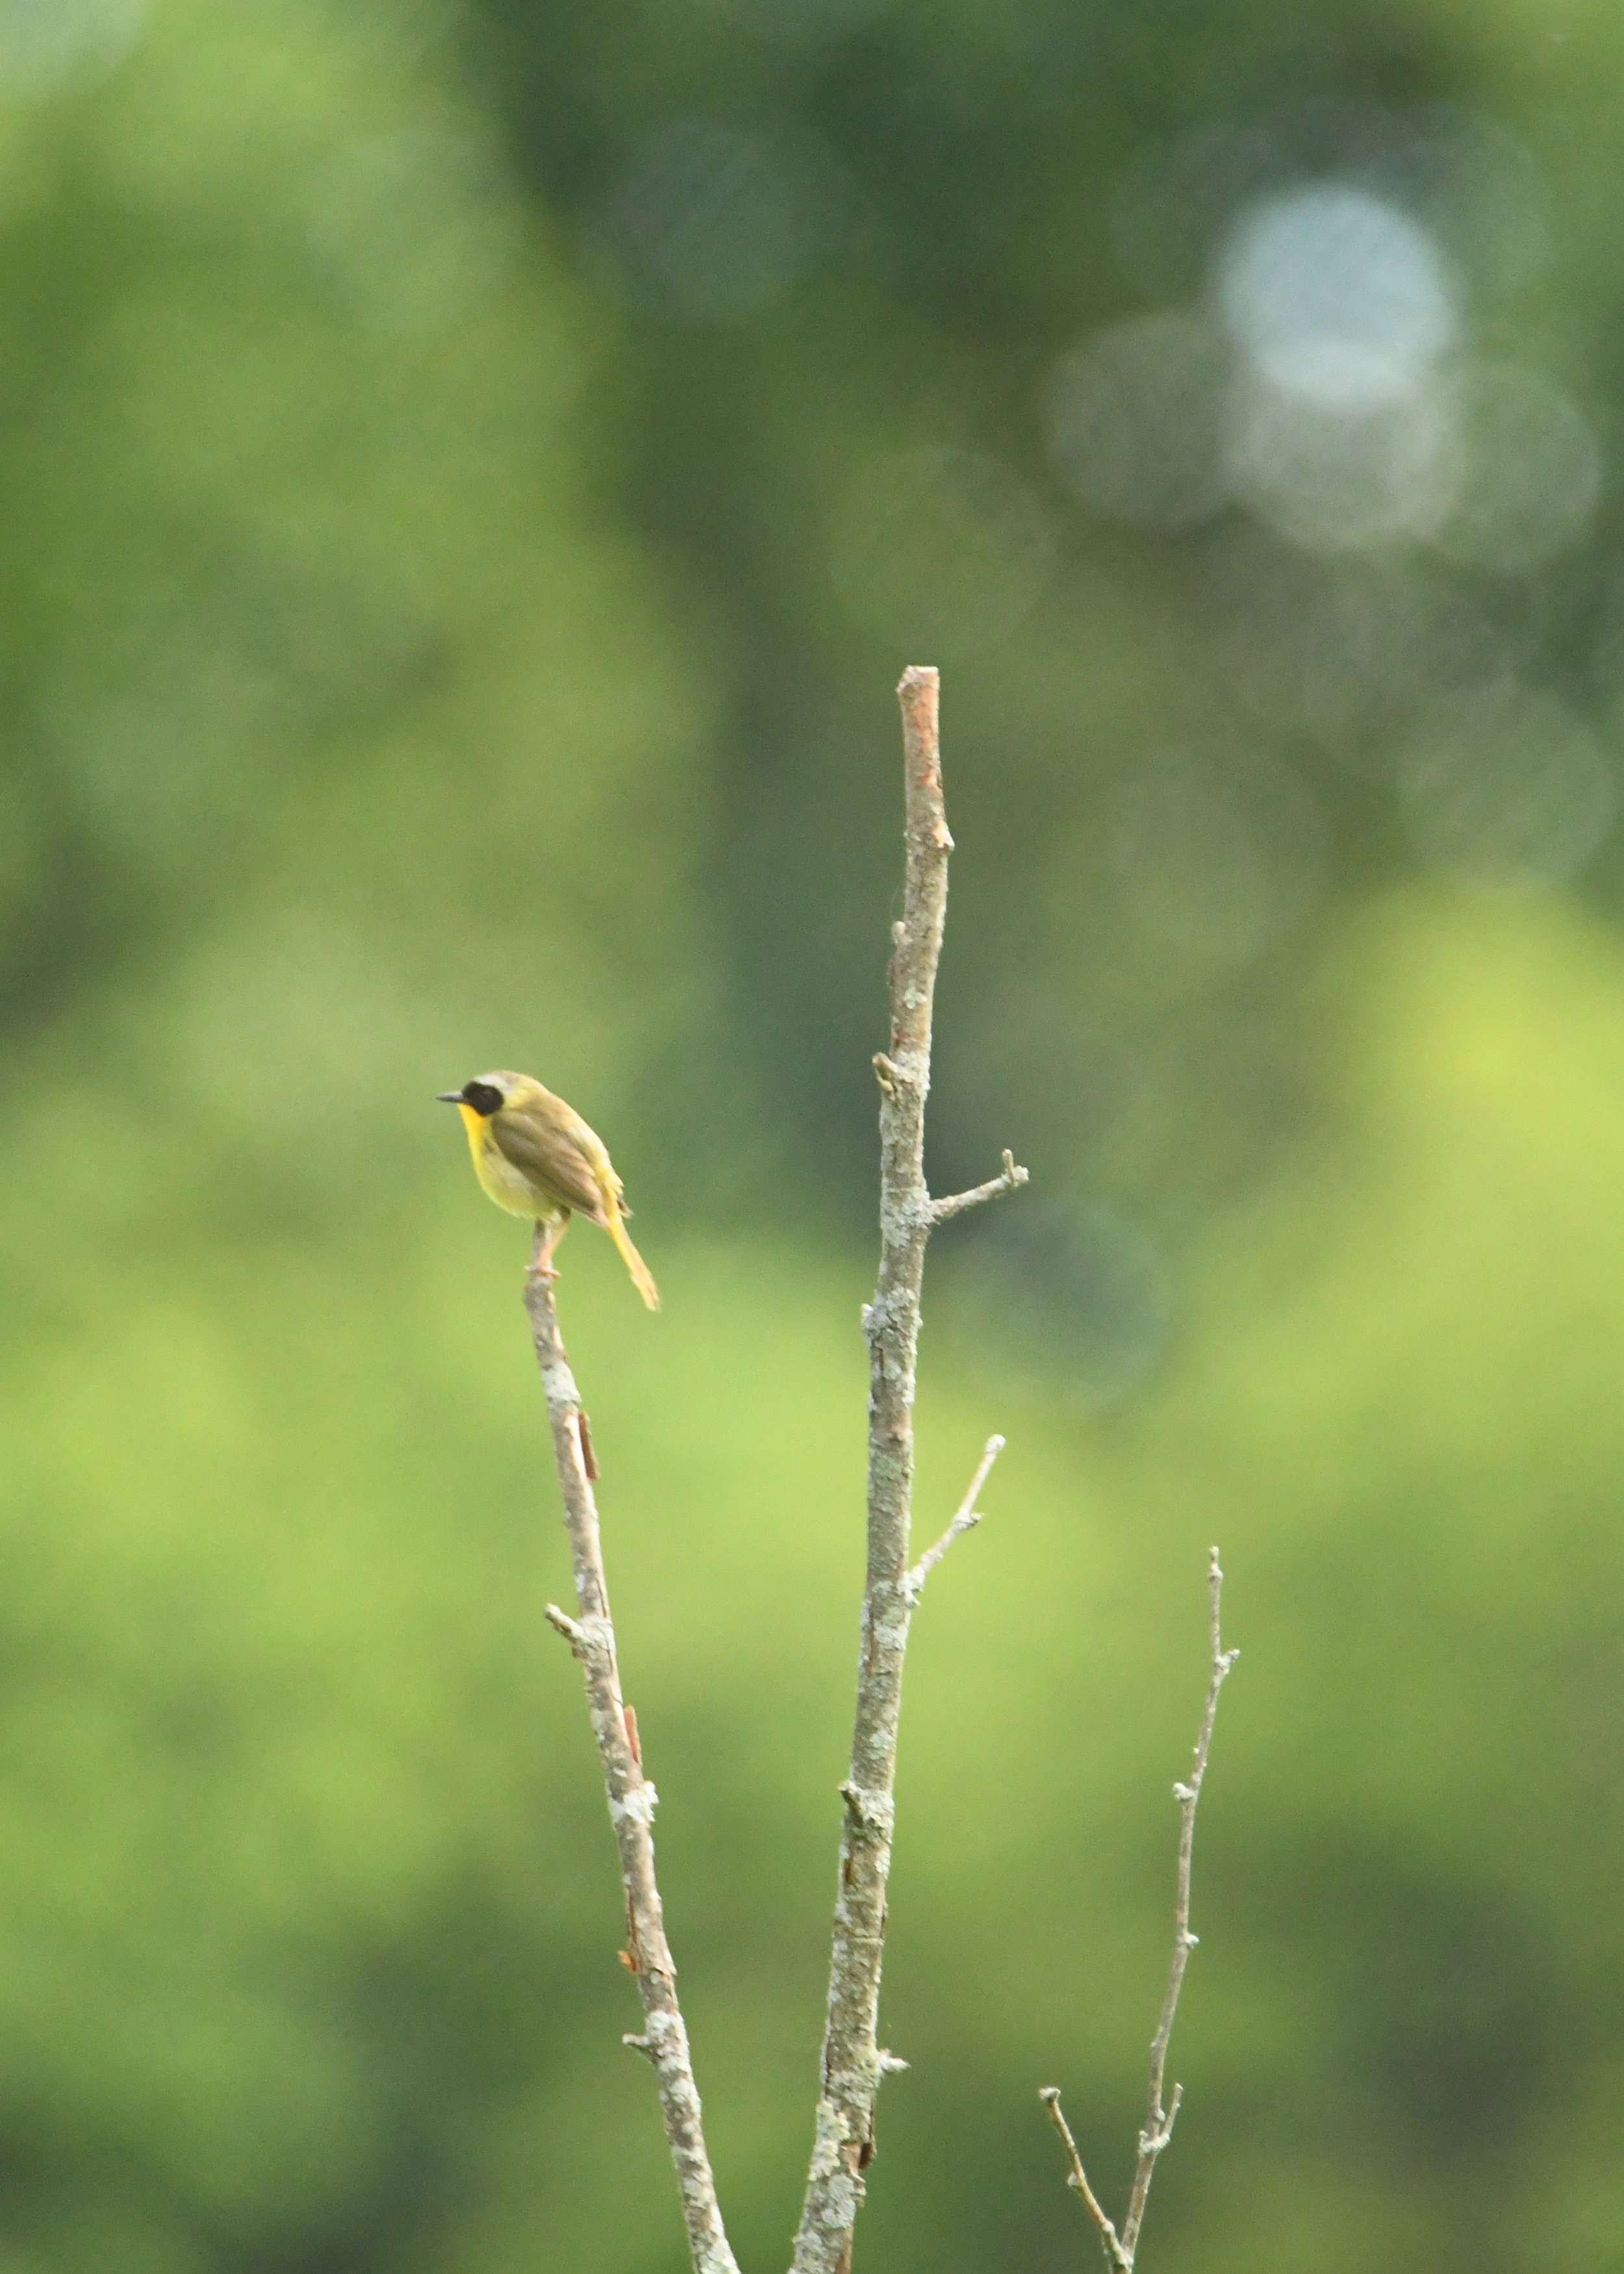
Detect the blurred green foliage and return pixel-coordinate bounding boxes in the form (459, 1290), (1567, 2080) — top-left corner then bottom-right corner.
(4, 2), (1624, 2272)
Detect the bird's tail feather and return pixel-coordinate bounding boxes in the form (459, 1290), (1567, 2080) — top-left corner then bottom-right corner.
(604, 1198), (660, 1311)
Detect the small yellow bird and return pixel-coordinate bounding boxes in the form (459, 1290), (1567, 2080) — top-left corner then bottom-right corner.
(437, 1071), (659, 1310)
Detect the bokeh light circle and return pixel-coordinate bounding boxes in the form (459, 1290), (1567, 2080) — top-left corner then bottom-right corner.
(0, 0), (147, 92)
(600, 117), (840, 321)
(1217, 183), (1460, 411)
(1430, 362), (1602, 574)
(1043, 312), (1231, 529)
(1109, 739), (1324, 981)
(1211, 540), (1526, 748)
(1397, 687), (1616, 889)
(308, 133), (518, 334)
(1224, 379), (1452, 553)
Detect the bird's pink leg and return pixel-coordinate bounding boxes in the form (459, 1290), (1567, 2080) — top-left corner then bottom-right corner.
(529, 1213), (572, 1282)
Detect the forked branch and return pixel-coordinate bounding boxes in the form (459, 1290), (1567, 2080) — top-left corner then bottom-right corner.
(519, 668), (1029, 2274)
(1042, 1547), (1237, 2272)
(1039, 2088), (1131, 2273)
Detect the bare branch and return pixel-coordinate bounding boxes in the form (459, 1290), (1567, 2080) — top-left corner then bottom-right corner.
(906, 1434), (1005, 1602)
(1046, 1546), (1237, 2271)
(1122, 1546), (1236, 2256)
(524, 1248), (739, 2274)
(930, 1148), (1030, 1225)
(793, 666), (1023, 2274)
(1039, 2090), (1130, 2273)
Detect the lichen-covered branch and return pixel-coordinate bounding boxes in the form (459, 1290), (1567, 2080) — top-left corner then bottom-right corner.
(791, 666), (1026, 2274)
(1042, 1547), (1237, 2273)
(524, 1254), (739, 2274)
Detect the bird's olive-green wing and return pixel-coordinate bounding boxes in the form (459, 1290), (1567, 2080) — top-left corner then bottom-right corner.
(489, 1110), (607, 1222)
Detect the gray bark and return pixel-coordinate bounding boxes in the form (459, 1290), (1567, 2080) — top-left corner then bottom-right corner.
(524, 1262), (739, 2274)
(516, 667), (1024, 2274)
(791, 666), (1025, 2274)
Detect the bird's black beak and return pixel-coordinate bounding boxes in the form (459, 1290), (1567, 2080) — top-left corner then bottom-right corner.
(435, 1090), (464, 1104)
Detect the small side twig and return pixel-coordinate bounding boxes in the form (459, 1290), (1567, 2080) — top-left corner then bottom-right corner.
(906, 1434), (1004, 1602)
(930, 1148), (1030, 1225)
(1039, 2089), (1130, 2274)
(544, 1602), (585, 1650)
(1043, 1546), (1237, 2273)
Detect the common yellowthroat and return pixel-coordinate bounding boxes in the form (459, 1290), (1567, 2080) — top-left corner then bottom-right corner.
(437, 1072), (660, 1310)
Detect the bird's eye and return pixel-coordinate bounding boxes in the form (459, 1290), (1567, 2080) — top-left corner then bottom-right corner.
(463, 1081), (505, 1117)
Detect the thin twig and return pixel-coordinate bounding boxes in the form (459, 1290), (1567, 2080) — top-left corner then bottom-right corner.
(792, 666), (1026, 2274)
(1123, 1547), (1236, 2255)
(907, 1435), (1004, 1602)
(1045, 1546), (1237, 2271)
(1039, 2089), (1130, 2273)
(931, 1148), (1030, 1225)
(524, 1248), (739, 2274)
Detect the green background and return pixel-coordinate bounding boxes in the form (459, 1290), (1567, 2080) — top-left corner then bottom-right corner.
(3, 2), (1624, 2269)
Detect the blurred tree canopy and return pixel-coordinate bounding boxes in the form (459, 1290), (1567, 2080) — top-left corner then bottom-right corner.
(466, 0), (1624, 1245)
(3, 3), (1624, 2273)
